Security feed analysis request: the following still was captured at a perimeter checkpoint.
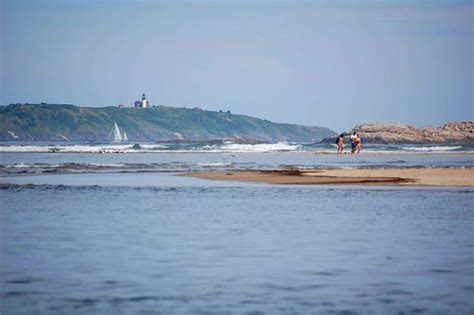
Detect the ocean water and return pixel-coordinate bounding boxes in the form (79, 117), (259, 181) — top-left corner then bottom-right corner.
(1, 142), (473, 314)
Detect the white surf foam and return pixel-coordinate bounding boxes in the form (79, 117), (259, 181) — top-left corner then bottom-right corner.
(217, 142), (302, 153)
(399, 146), (463, 152)
(0, 144), (168, 153)
(0, 143), (469, 154)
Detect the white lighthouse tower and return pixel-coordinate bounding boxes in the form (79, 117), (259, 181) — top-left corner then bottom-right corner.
(141, 93), (148, 108)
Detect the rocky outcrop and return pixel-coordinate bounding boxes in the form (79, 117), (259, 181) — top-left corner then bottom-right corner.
(322, 121), (474, 144)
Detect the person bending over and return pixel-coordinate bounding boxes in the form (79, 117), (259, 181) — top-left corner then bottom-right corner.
(350, 131), (357, 153)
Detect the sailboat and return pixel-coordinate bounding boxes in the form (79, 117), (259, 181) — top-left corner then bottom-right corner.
(111, 121), (123, 142)
(122, 131), (128, 142)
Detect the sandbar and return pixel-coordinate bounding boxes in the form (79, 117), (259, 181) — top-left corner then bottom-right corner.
(183, 168), (474, 187)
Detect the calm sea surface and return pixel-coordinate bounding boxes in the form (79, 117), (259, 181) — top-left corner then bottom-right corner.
(1, 146), (473, 314)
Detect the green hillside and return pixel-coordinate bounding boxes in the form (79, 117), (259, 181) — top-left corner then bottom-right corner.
(0, 103), (335, 142)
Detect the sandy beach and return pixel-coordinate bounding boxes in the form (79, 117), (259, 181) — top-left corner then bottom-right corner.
(183, 168), (474, 187)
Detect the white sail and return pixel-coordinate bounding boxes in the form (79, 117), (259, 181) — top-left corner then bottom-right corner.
(112, 121), (122, 142)
(122, 131), (128, 142)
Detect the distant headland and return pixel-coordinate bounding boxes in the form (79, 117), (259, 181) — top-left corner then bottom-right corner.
(2, 103), (472, 144)
(0, 103), (335, 142)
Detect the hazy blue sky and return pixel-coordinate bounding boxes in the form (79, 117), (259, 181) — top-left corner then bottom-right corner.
(1, 0), (472, 131)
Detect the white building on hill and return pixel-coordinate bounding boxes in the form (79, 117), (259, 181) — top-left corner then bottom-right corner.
(135, 93), (149, 108)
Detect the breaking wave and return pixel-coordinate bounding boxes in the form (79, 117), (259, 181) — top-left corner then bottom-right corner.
(0, 142), (302, 153)
(399, 146), (463, 152)
(217, 142), (301, 152)
(0, 141), (472, 154)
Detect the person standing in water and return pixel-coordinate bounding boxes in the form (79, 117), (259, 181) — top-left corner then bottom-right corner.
(336, 134), (345, 154)
(356, 133), (362, 154)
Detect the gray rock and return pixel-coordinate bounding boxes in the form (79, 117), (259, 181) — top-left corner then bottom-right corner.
(322, 121), (474, 144)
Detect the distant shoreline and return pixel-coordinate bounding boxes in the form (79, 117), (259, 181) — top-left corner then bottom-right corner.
(0, 103), (335, 142)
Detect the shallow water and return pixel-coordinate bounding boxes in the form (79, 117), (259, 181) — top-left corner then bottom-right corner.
(1, 151), (473, 176)
(1, 184), (473, 314)
(1, 150), (473, 314)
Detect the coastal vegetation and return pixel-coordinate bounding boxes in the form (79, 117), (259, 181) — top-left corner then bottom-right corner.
(0, 103), (335, 142)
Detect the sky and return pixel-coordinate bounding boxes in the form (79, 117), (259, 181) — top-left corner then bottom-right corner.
(1, 0), (472, 132)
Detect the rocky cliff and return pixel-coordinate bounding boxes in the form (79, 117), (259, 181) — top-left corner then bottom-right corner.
(322, 121), (474, 144)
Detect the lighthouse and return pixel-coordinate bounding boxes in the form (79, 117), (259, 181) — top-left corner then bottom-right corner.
(135, 93), (150, 108)
(141, 93), (148, 108)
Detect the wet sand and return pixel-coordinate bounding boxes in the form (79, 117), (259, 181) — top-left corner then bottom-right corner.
(183, 168), (474, 186)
